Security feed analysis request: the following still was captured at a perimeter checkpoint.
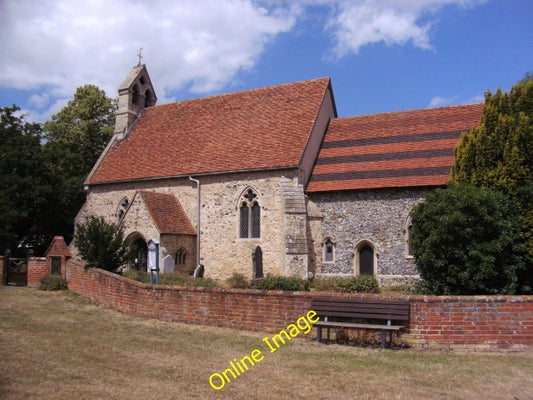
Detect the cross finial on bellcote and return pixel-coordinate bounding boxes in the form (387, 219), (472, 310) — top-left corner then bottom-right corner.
(137, 47), (143, 66)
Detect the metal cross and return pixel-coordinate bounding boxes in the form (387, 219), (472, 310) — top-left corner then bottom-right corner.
(137, 47), (143, 65)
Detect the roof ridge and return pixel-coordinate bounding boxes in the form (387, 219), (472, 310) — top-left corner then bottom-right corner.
(146, 77), (331, 111)
(335, 102), (484, 121)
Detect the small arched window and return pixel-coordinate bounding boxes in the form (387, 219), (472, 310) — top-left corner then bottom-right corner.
(323, 238), (335, 263)
(407, 224), (415, 257)
(239, 188), (260, 238)
(132, 85), (139, 105)
(175, 248), (187, 266)
(117, 197), (129, 221)
(404, 215), (415, 258)
(144, 89), (152, 107)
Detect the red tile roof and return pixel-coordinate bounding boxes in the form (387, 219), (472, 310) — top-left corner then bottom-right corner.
(88, 78), (331, 184)
(44, 236), (72, 258)
(139, 191), (196, 235)
(307, 103), (484, 192)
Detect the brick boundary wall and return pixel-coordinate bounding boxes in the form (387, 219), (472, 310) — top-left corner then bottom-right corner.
(407, 295), (533, 350)
(65, 261), (533, 351)
(27, 257), (48, 287)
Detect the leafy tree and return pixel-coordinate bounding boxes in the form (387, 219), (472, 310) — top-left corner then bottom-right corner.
(74, 216), (130, 271)
(450, 77), (533, 291)
(520, 71), (533, 84)
(410, 184), (525, 295)
(451, 78), (532, 196)
(43, 85), (116, 243)
(0, 106), (56, 254)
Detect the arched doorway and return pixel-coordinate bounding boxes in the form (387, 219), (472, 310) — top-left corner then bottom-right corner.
(128, 236), (147, 271)
(354, 241), (377, 276)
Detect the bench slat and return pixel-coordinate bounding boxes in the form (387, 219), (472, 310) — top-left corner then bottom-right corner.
(313, 304), (409, 314)
(314, 321), (405, 331)
(316, 312), (408, 321)
(313, 305), (409, 313)
(312, 298), (408, 305)
(313, 304), (409, 312)
(313, 297), (408, 305)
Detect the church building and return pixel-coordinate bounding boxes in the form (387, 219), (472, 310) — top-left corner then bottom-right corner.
(75, 64), (483, 286)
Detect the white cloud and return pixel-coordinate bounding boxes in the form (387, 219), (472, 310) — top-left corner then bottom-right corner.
(16, 98), (69, 125)
(28, 93), (50, 110)
(0, 0), (488, 122)
(325, 0), (488, 59)
(428, 93), (485, 108)
(0, 0), (297, 118)
(428, 95), (456, 107)
(467, 94), (485, 104)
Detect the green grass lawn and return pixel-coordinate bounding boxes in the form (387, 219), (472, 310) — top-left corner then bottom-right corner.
(1, 287), (532, 400)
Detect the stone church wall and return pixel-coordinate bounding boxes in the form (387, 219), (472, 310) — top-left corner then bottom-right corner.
(309, 187), (430, 286)
(76, 168), (308, 280)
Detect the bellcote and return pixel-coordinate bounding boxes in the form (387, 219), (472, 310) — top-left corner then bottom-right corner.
(115, 64), (157, 135)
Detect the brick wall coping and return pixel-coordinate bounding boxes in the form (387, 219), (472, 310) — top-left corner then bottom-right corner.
(406, 294), (533, 303)
(66, 260), (533, 303)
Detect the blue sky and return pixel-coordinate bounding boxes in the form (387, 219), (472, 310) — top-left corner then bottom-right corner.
(0, 0), (531, 122)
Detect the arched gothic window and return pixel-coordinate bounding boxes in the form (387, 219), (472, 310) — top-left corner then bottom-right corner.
(117, 197), (129, 221)
(323, 237), (335, 263)
(175, 248), (187, 266)
(239, 188), (260, 238)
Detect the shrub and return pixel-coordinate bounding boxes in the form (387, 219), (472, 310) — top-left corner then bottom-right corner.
(312, 276), (380, 293)
(122, 268), (149, 283)
(254, 275), (309, 291)
(311, 277), (338, 292)
(410, 184), (526, 295)
(38, 274), (68, 291)
(74, 215), (131, 272)
(123, 269), (217, 288)
(226, 273), (250, 289)
(335, 276), (380, 293)
(159, 272), (217, 288)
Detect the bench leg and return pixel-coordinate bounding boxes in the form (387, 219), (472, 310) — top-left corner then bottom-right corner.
(316, 326), (322, 343)
(381, 330), (387, 349)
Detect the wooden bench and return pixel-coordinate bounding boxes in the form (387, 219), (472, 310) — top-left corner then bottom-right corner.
(311, 297), (410, 349)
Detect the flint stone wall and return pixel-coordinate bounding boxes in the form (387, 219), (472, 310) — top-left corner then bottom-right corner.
(309, 187), (431, 286)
